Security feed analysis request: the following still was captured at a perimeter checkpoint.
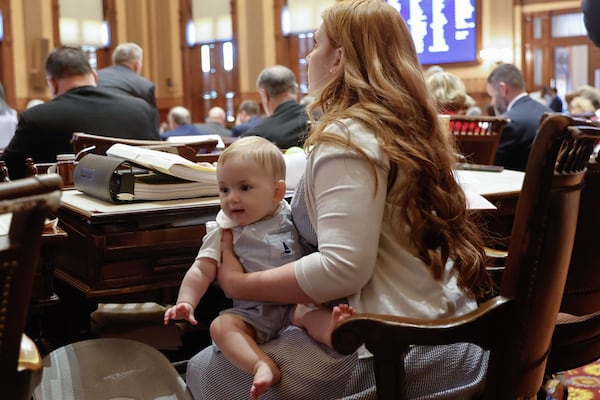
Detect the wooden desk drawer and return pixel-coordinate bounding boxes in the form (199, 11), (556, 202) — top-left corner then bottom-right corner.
(55, 211), (207, 298)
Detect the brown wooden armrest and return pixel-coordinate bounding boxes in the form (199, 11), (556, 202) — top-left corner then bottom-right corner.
(553, 310), (600, 344)
(332, 296), (513, 356)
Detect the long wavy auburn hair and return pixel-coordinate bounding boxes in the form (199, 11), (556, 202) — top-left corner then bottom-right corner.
(304, 0), (491, 299)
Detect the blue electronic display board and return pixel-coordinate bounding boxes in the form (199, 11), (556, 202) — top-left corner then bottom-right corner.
(386, 0), (478, 65)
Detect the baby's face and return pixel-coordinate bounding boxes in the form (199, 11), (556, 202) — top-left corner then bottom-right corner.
(217, 158), (280, 226)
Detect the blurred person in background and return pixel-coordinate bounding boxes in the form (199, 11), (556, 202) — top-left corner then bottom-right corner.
(0, 83), (18, 150)
(232, 100), (262, 137)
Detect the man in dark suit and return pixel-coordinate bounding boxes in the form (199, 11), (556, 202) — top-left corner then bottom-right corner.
(1, 46), (159, 179)
(486, 63), (552, 171)
(97, 42), (159, 132)
(242, 65), (308, 149)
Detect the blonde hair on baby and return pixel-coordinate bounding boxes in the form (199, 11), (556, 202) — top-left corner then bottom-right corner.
(217, 136), (286, 182)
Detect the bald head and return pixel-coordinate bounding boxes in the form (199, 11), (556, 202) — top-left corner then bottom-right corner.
(168, 106), (191, 129)
(206, 107), (227, 127)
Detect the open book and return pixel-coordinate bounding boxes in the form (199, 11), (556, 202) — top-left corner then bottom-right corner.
(106, 143), (217, 183)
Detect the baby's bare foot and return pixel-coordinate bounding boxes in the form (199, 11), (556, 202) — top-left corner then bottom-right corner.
(250, 360), (281, 400)
(332, 304), (355, 324)
(327, 304), (356, 347)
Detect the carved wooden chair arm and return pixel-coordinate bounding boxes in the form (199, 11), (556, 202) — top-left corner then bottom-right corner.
(332, 296), (513, 356)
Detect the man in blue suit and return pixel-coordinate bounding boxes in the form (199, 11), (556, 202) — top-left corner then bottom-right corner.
(232, 100), (262, 137)
(486, 63), (552, 171)
(161, 106), (209, 140)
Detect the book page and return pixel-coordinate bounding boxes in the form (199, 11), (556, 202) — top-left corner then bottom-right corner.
(106, 143), (217, 183)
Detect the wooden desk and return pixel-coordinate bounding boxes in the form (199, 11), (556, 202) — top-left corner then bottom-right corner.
(33, 224), (68, 304)
(27, 223), (68, 349)
(456, 168), (524, 209)
(54, 170), (524, 301)
(55, 190), (221, 300)
(0, 215), (68, 304)
(455, 168), (525, 248)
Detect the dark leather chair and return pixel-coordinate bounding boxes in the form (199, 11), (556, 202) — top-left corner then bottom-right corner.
(331, 114), (600, 399)
(0, 174), (62, 400)
(71, 131), (219, 162)
(449, 115), (509, 165)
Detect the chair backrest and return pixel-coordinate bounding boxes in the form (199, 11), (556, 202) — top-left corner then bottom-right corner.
(491, 114), (600, 395)
(71, 132), (219, 162)
(331, 114), (600, 400)
(0, 175), (62, 398)
(449, 115), (509, 165)
(560, 157), (600, 315)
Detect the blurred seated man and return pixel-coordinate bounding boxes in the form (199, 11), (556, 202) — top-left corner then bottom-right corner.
(0, 46), (159, 179)
(242, 65), (309, 149)
(195, 107), (232, 137)
(97, 42), (159, 132)
(161, 106), (210, 139)
(231, 100), (262, 137)
(486, 63), (552, 171)
(0, 83), (18, 150)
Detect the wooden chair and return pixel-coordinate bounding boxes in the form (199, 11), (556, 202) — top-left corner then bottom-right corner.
(545, 156), (600, 375)
(71, 131), (219, 162)
(449, 115), (509, 165)
(331, 114), (600, 399)
(0, 174), (62, 400)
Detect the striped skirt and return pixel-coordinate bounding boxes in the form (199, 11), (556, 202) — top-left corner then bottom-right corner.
(186, 326), (487, 399)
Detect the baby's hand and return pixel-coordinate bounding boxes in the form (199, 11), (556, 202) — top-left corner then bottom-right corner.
(163, 302), (198, 325)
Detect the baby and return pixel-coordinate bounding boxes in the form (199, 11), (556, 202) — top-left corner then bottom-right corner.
(164, 136), (353, 399)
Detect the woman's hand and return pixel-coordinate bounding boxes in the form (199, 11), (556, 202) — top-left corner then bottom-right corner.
(217, 229), (246, 298)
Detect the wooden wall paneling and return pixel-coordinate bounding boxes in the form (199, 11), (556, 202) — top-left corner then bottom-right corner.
(122, 0), (146, 56)
(521, 6), (600, 98)
(188, 44), (202, 123)
(147, 0), (183, 125)
(51, 0), (59, 46)
(103, 0), (117, 46)
(273, 0), (288, 67)
(23, 0), (54, 104)
(0, 0), (15, 108)
(230, 0), (240, 115)
(234, 0), (267, 110)
(178, 0), (193, 114)
(95, 0), (117, 70)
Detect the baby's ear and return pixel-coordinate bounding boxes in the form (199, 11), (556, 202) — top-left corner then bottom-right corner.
(274, 179), (287, 202)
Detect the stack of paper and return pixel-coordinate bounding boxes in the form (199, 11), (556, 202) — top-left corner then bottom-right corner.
(132, 171), (218, 201)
